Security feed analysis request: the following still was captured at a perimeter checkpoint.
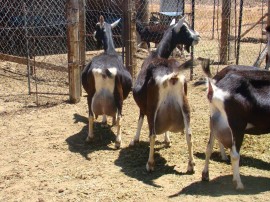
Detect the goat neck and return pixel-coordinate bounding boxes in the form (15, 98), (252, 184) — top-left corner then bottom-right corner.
(155, 30), (176, 59)
(103, 23), (117, 55)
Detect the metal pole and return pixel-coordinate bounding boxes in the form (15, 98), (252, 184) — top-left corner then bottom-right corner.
(23, 3), (31, 95)
(79, 0), (86, 96)
(236, 0), (243, 65)
(265, 0), (270, 69)
(212, 0), (216, 39)
(190, 0), (195, 81)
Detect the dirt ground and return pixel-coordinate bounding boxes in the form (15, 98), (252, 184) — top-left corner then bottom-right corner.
(1, 52), (270, 202)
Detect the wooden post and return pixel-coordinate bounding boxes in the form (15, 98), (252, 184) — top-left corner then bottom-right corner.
(123, 0), (137, 79)
(220, 0), (231, 64)
(137, 0), (149, 23)
(67, 0), (81, 103)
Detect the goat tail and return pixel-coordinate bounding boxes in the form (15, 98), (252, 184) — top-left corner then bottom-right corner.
(193, 57), (212, 87)
(157, 72), (183, 87)
(168, 73), (180, 86)
(95, 68), (117, 79)
(199, 57), (212, 77)
(206, 77), (215, 102)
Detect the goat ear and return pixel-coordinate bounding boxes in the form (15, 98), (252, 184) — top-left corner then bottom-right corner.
(111, 18), (121, 29)
(170, 18), (176, 26)
(173, 16), (186, 32)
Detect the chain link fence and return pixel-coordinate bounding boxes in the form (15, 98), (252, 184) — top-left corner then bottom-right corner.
(135, 0), (268, 67)
(0, 0), (69, 109)
(85, 0), (124, 63)
(0, 0), (268, 112)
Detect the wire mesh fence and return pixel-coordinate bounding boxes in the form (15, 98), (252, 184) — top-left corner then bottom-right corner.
(135, 0), (268, 67)
(85, 0), (124, 63)
(0, 0), (269, 112)
(0, 0), (69, 108)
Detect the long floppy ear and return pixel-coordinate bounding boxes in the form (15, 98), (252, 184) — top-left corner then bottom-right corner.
(111, 18), (121, 29)
(173, 16), (186, 32)
(170, 18), (176, 26)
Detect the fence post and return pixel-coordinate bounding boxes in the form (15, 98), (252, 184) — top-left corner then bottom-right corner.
(123, 0), (137, 79)
(220, 0), (231, 64)
(67, 0), (81, 103)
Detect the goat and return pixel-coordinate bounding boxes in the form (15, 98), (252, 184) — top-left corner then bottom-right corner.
(201, 64), (270, 190)
(136, 20), (166, 51)
(82, 16), (132, 149)
(130, 16), (200, 172)
(136, 19), (187, 58)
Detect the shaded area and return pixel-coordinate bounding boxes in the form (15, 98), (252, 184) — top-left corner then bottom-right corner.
(195, 151), (230, 164)
(169, 175), (270, 198)
(195, 151), (270, 171)
(114, 141), (192, 187)
(66, 113), (116, 160)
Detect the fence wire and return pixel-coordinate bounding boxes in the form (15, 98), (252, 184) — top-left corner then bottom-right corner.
(85, 0), (124, 63)
(0, 0), (268, 112)
(0, 0), (69, 108)
(135, 0), (268, 66)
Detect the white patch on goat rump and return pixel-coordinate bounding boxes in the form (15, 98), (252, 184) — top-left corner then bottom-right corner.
(207, 80), (230, 115)
(91, 67), (117, 116)
(208, 82), (234, 149)
(153, 74), (186, 134)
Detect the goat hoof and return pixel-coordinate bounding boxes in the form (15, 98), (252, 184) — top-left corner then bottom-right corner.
(186, 169), (195, 175)
(85, 136), (94, 143)
(101, 122), (108, 128)
(146, 161), (155, 172)
(115, 141), (121, 149)
(233, 180), (244, 191)
(202, 171), (209, 181)
(187, 161), (195, 174)
(164, 141), (171, 148)
(129, 139), (139, 147)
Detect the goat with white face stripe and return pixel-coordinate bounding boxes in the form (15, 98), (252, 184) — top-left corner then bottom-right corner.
(82, 16), (132, 148)
(131, 16), (200, 172)
(201, 65), (270, 190)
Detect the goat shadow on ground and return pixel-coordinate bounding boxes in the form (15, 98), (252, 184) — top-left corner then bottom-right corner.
(195, 152), (270, 171)
(114, 141), (192, 187)
(65, 113), (116, 160)
(169, 174), (270, 198)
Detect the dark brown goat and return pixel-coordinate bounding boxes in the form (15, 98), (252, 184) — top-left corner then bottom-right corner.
(131, 16), (200, 172)
(201, 64), (270, 190)
(82, 16), (132, 148)
(136, 19), (187, 57)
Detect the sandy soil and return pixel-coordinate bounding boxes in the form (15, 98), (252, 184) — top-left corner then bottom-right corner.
(1, 53), (270, 202)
